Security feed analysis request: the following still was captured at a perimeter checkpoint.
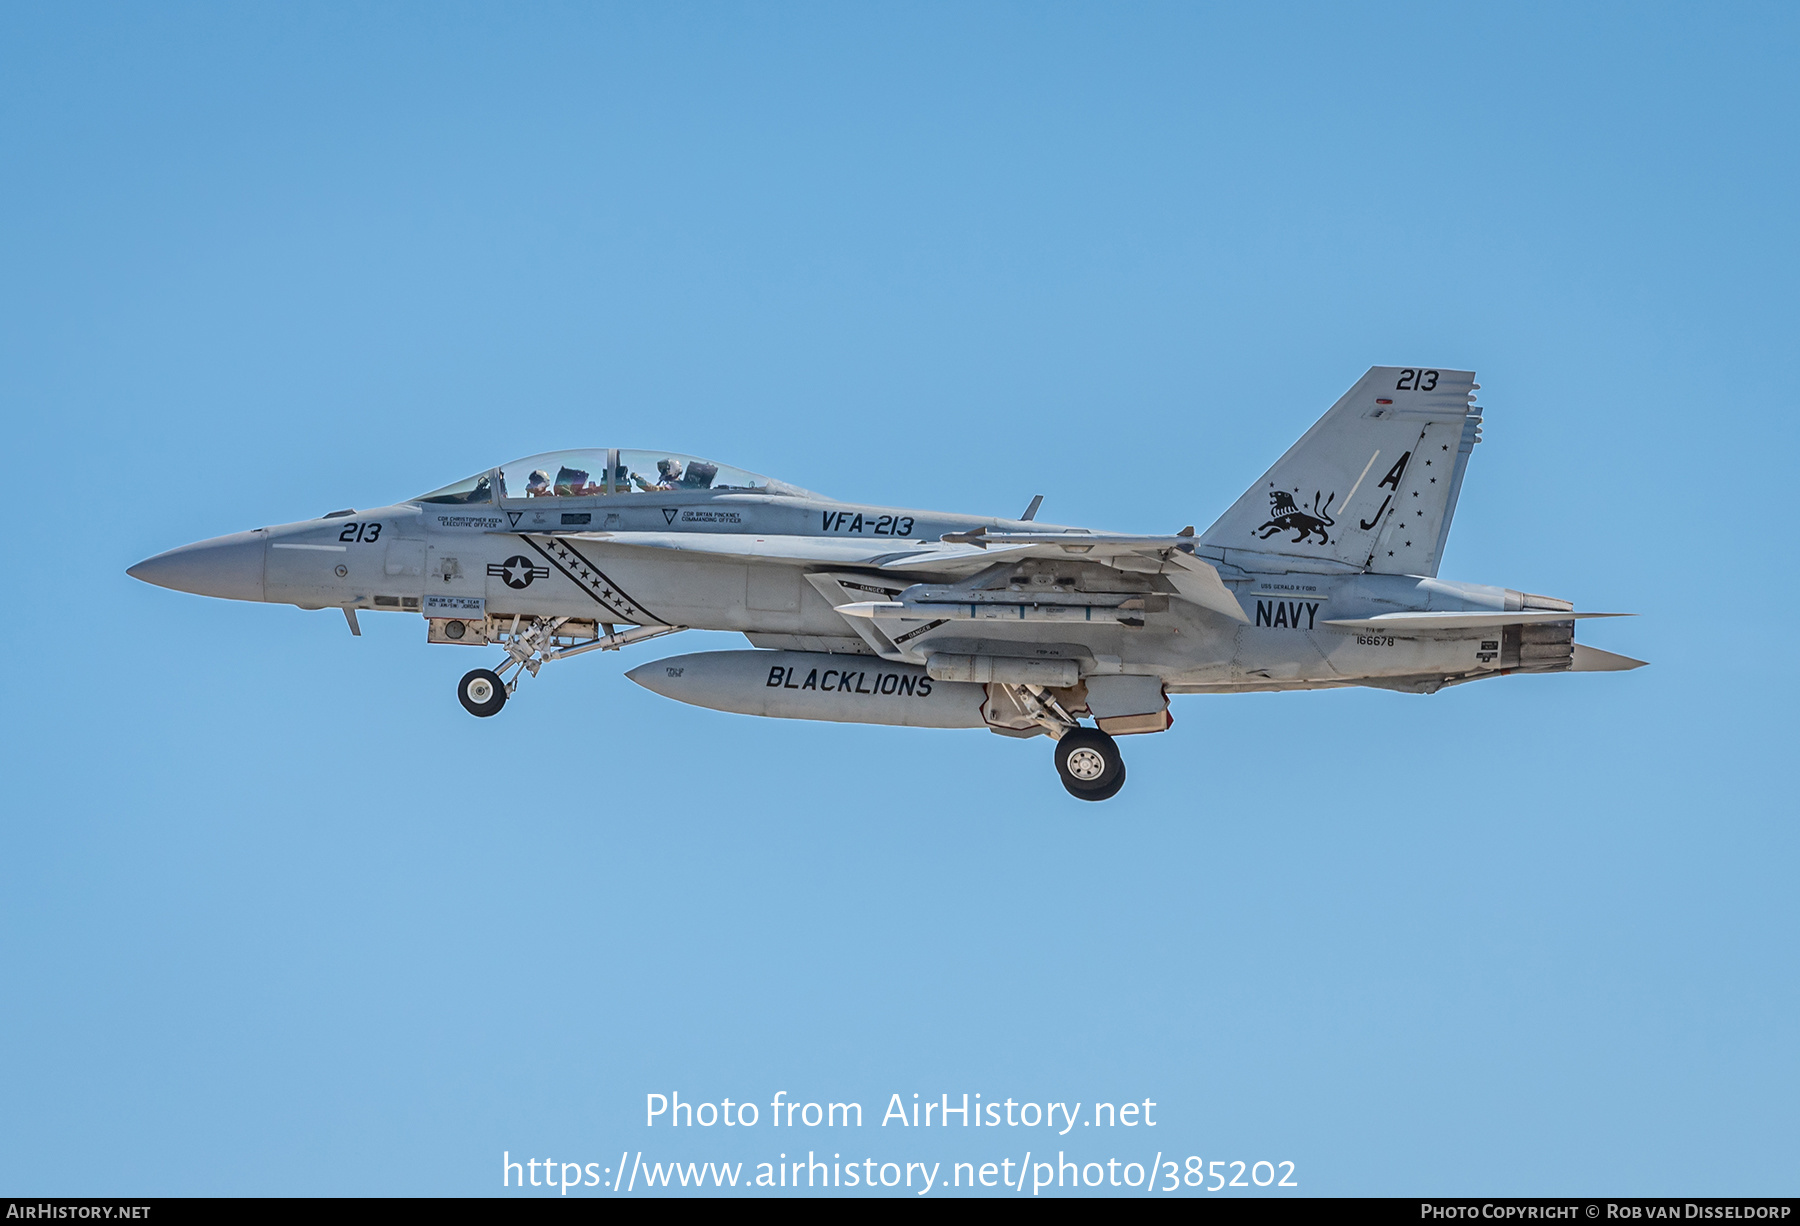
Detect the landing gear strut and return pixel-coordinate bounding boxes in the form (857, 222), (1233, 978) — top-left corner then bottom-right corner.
(454, 615), (684, 717)
(1055, 727), (1126, 801)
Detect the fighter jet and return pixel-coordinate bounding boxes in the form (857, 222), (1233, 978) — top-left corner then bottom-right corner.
(128, 366), (1642, 799)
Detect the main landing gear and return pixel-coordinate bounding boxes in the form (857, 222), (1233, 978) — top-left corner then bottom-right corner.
(990, 681), (1131, 801)
(1054, 727), (1126, 801)
(455, 615), (683, 717)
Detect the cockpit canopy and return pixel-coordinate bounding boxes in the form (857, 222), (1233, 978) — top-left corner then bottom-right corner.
(415, 449), (811, 505)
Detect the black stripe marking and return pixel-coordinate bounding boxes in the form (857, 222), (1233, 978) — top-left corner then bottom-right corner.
(521, 536), (667, 626)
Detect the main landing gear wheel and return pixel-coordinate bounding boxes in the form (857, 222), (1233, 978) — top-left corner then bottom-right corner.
(1055, 727), (1125, 801)
(458, 668), (507, 718)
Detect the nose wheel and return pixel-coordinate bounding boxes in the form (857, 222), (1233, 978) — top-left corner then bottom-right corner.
(1055, 727), (1125, 801)
(458, 668), (507, 718)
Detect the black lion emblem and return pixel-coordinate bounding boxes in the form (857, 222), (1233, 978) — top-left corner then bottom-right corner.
(1255, 488), (1336, 545)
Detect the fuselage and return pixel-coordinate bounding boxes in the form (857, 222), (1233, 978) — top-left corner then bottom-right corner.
(129, 479), (1568, 695)
(127, 370), (1641, 801)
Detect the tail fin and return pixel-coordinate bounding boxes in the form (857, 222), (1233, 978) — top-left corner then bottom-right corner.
(1200, 366), (1482, 576)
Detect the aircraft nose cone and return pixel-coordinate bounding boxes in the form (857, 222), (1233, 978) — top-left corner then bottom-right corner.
(128, 530), (267, 602)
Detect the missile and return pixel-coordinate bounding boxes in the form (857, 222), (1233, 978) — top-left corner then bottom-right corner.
(837, 599), (1153, 626)
(625, 650), (989, 728)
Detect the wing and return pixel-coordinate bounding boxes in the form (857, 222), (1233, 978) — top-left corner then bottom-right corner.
(545, 531), (927, 566)
(905, 528), (1247, 623)
(545, 530), (1249, 624)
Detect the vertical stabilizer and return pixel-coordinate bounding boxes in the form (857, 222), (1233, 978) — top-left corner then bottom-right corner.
(1200, 366), (1482, 576)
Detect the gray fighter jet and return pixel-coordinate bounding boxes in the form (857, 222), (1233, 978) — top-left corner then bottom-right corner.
(129, 367), (1642, 799)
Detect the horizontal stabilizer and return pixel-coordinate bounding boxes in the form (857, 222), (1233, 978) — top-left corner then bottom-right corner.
(1323, 611), (1631, 631)
(1571, 644), (1648, 671)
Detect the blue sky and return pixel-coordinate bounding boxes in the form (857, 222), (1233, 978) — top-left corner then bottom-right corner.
(1, 2), (1795, 1196)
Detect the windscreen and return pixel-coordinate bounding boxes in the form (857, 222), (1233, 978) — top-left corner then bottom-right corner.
(414, 471), (496, 504)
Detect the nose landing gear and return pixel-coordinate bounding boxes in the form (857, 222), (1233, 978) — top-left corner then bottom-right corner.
(1054, 727), (1126, 801)
(453, 615), (685, 716)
